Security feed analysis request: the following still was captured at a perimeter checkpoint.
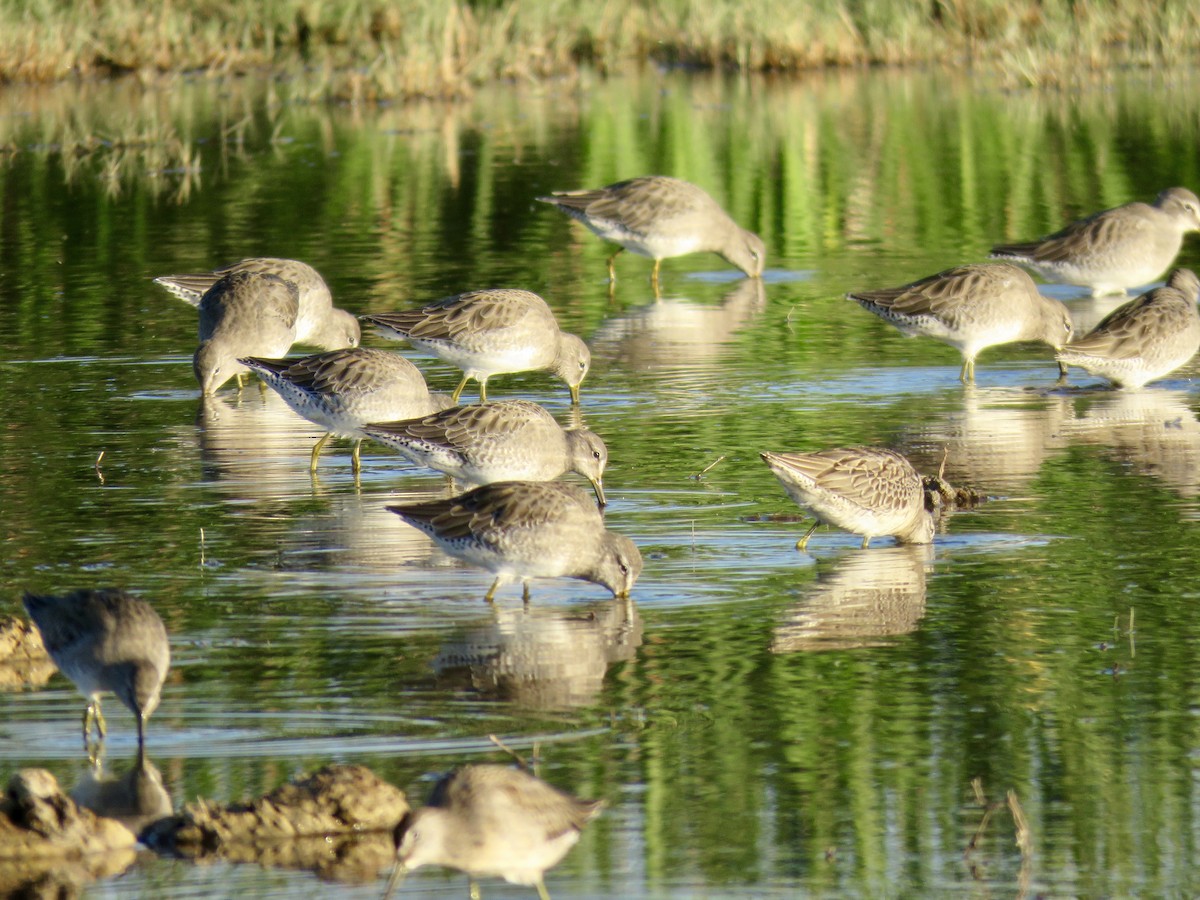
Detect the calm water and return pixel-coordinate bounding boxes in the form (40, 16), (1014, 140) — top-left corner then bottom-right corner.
(2, 68), (1200, 898)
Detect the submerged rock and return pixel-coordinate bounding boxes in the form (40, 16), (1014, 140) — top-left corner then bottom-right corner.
(0, 769), (138, 895)
(0, 616), (55, 689)
(143, 764), (408, 882)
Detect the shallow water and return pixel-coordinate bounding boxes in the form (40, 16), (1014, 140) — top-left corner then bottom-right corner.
(2, 67), (1200, 897)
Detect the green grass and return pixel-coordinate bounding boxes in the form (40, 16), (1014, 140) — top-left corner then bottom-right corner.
(1, 0), (1199, 96)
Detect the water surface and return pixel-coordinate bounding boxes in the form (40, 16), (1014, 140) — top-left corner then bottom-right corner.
(2, 68), (1200, 898)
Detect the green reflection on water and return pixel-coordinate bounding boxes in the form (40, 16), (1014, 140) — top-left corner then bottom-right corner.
(1, 67), (1199, 897)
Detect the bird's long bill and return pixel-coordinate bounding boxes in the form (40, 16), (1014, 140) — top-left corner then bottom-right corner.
(591, 478), (607, 507)
(381, 860), (408, 900)
(569, 383), (581, 405)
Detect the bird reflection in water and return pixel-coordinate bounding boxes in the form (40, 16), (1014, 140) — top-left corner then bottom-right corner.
(772, 544), (933, 653)
(902, 385), (1073, 495)
(589, 279), (767, 384)
(70, 749), (173, 838)
(434, 596), (642, 708)
(1065, 388), (1200, 502)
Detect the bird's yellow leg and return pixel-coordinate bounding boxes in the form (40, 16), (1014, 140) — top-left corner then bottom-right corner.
(310, 432), (332, 472)
(795, 521), (820, 551)
(351, 439), (363, 474)
(606, 247), (624, 282)
(451, 375), (470, 405)
(861, 535), (871, 549)
(479, 380), (488, 403)
(536, 879), (552, 900)
(485, 578), (501, 603)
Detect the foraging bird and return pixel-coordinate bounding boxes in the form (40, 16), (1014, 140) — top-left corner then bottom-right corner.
(22, 589), (170, 752)
(239, 348), (450, 473)
(847, 263), (1073, 383)
(1056, 267), (1200, 389)
(194, 271), (298, 395)
(761, 447), (934, 550)
(386, 481), (642, 602)
(363, 289), (590, 404)
(384, 764), (604, 900)
(155, 257), (360, 350)
(990, 186), (1200, 297)
(363, 399), (608, 504)
(538, 175), (765, 287)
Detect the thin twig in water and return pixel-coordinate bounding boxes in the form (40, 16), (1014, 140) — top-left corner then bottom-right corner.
(1008, 789), (1033, 899)
(785, 305), (796, 332)
(938, 446), (949, 480)
(691, 455), (726, 480)
(1128, 607), (1135, 657)
(200, 527), (206, 570)
(94, 450), (106, 484)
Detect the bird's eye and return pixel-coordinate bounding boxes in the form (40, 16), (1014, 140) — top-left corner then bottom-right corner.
(619, 563), (629, 575)
(593, 451), (601, 460)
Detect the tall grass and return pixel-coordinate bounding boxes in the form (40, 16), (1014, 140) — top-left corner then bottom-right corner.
(1, 0), (1198, 96)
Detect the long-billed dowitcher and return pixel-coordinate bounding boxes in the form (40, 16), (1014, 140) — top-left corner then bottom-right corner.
(363, 289), (590, 404)
(239, 348), (451, 473)
(386, 481), (641, 602)
(537, 175), (765, 286)
(22, 589), (170, 751)
(363, 399), (608, 504)
(194, 270), (298, 395)
(383, 764), (604, 900)
(1056, 267), (1200, 389)
(155, 257), (360, 350)
(990, 187), (1200, 296)
(761, 447), (934, 550)
(847, 263), (1073, 382)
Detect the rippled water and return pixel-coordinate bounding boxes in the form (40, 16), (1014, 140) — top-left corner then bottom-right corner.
(2, 68), (1200, 897)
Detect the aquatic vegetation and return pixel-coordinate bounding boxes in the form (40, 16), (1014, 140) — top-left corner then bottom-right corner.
(0, 0), (1198, 95)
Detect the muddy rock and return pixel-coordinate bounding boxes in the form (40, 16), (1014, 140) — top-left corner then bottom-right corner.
(0, 616), (56, 689)
(143, 764), (407, 880)
(0, 769), (138, 895)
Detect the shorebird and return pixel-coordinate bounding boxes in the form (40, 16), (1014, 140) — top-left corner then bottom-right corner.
(847, 263), (1073, 382)
(1056, 267), (1200, 389)
(386, 481), (641, 602)
(363, 399), (608, 504)
(761, 447), (934, 550)
(384, 764), (604, 900)
(363, 289), (590, 404)
(22, 589), (170, 752)
(155, 257), (359, 349)
(194, 270), (299, 394)
(239, 348), (450, 473)
(990, 186), (1200, 297)
(537, 175), (765, 287)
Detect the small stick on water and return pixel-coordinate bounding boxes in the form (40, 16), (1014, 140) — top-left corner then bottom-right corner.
(488, 734), (531, 772)
(1008, 789), (1033, 897)
(1128, 607), (1135, 658)
(785, 305), (796, 331)
(691, 455), (726, 480)
(1008, 790), (1032, 859)
(938, 446), (949, 480)
(94, 450), (106, 485)
(200, 527), (206, 570)
(964, 778), (1004, 856)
